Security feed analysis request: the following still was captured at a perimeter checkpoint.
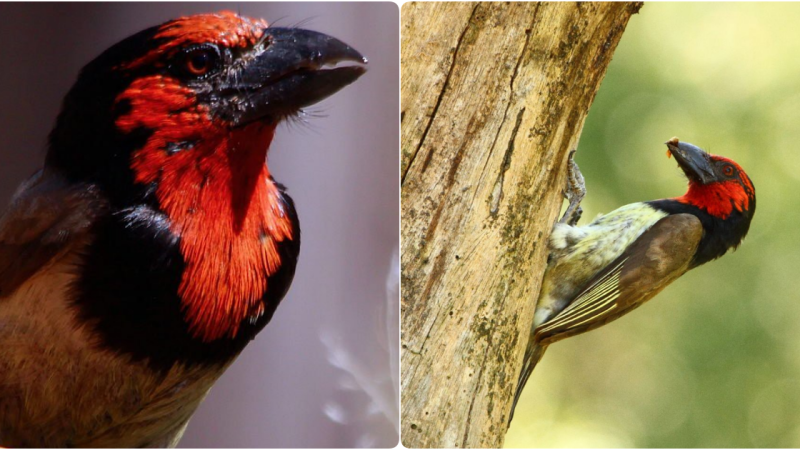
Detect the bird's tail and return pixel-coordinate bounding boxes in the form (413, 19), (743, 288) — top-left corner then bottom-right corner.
(508, 343), (548, 425)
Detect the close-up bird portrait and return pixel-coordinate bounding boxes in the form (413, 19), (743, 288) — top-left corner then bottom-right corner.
(401, 2), (799, 448)
(0, 3), (398, 448)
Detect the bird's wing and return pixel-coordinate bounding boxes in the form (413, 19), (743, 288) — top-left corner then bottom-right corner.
(535, 213), (703, 345)
(0, 169), (105, 297)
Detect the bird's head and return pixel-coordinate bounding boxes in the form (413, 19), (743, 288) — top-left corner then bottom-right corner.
(46, 11), (367, 204)
(667, 137), (756, 222)
(45, 12), (366, 343)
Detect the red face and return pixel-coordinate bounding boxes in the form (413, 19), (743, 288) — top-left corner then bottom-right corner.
(667, 139), (755, 220)
(679, 155), (755, 219)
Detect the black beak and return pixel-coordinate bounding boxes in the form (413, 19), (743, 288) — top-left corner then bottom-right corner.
(665, 137), (717, 184)
(226, 27), (367, 126)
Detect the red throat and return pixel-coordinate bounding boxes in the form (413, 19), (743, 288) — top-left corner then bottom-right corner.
(676, 180), (751, 219)
(116, 77), (294, 342)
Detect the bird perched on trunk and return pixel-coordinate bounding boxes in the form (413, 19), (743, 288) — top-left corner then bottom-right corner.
(510, 138), (755, 423)
(0, 12), (366, 447)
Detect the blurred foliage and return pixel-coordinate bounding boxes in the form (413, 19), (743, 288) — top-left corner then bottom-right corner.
(505, 3), (800, 448)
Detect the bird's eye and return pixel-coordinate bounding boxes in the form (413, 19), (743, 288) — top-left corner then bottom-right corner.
(187, 50), (212, 75)
(177, 45), (221, 79)
(722, 164), (735, 177)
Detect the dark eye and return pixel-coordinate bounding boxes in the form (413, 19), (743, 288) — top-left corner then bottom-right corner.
(177, 45), (221, 79)
(722, 164), (735, 177)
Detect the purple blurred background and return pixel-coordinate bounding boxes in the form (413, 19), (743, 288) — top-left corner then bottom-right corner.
(0, 2), (399, 447)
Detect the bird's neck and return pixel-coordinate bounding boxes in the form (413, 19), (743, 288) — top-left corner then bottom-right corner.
(131, 123), (295, 342)
(675, 180), (750, 220)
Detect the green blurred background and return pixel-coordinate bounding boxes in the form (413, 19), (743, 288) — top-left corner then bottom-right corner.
(506, 3), (800, 448)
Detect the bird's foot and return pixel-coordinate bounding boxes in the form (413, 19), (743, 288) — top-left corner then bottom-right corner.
(559, 150), (585, 226)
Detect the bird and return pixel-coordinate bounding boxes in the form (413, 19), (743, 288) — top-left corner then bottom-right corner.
(0, 11), (366, 447)
(510, 138), (756, 423)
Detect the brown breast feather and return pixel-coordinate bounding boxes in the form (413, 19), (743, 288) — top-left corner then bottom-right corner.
(0, 169), (223, 446)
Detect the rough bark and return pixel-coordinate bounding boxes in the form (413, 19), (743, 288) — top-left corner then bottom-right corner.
(400, 2), (642, 448)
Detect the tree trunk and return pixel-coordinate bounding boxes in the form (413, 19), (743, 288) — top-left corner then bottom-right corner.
(400, 2), (642, 447)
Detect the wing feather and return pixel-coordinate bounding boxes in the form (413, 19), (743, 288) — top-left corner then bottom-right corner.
(536, 257), (625, 336)
(535, 213), (704, 345)
(0, 169), (105, 297)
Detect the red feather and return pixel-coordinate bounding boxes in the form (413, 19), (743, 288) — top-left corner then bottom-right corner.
(116, 74), (293, 342)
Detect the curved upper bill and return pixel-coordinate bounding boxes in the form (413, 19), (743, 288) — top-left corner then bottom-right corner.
(665, 137), (717, 184)
(225, 27), (368, 126)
